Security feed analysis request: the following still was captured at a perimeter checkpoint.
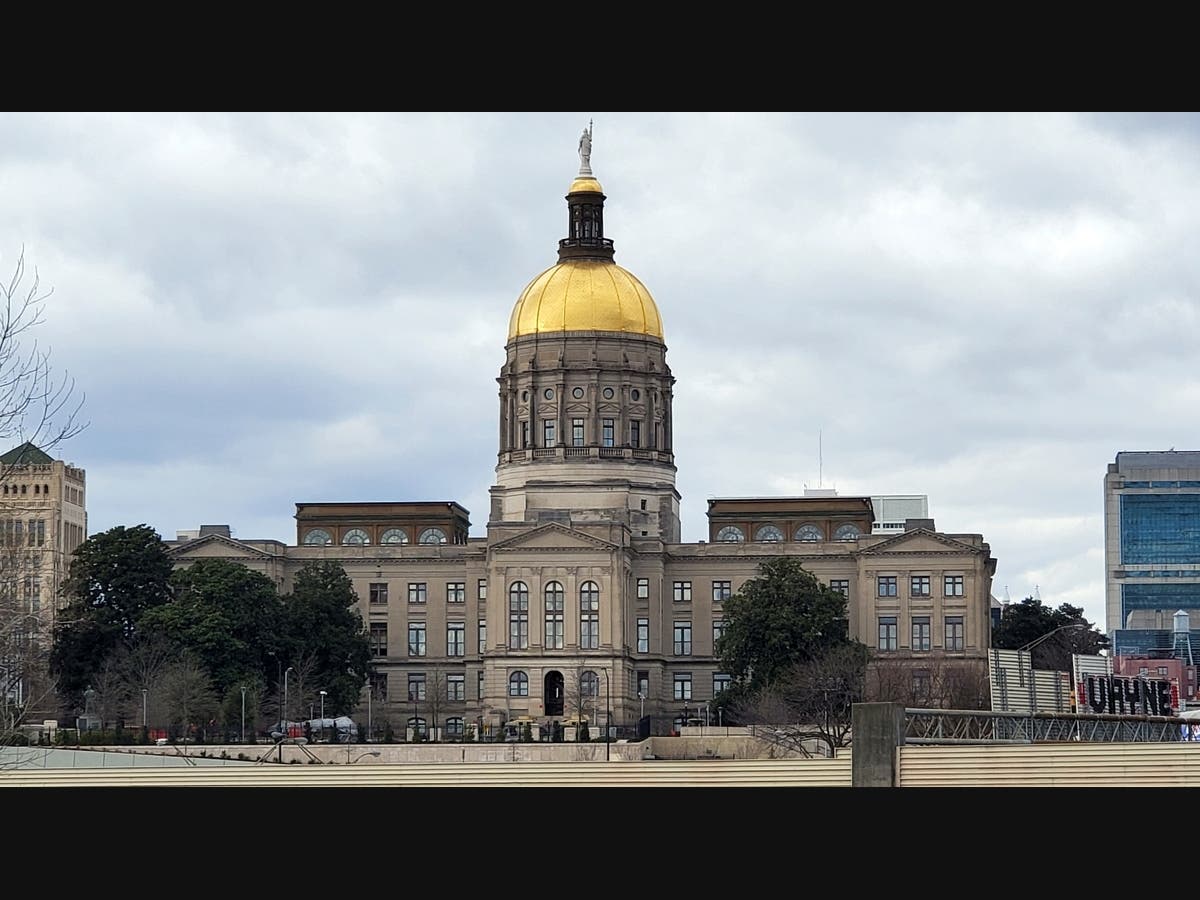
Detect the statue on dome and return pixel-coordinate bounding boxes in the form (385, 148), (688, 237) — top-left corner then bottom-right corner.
(578, 121), (593, 172)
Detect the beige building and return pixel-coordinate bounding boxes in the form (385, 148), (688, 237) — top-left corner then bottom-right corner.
(168, 135), (996, 736)
(0, 441), (87, 711)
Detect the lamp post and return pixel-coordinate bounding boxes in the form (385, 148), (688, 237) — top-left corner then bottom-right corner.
(638, 691), (644, 722)
(601, 667), (610, 761)
(283, 666), (294, 735)
(367, 683), (373, 743)
(319, 689), (327, 742)
(141, 688), (148, 731)
(1017, 623), (1089, 714)
(1018, 622), (1089, 654)
(240, 685), (247, 743)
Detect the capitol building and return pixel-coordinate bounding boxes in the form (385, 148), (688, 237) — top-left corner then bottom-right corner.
(168, 132), (997, 737)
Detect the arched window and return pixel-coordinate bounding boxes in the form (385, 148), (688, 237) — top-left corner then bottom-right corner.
(716, 525), (745, 543)
(407, 717), (427, 739)
(509, 582), (529, 649)
(754, 525), (784, 542)
(509, 671), (529, 696)
(303, 528), (332, 545)
(794, 524), (823, 542)
(445, 717), (464, 738)
(580, 670), (599, 698)
(580, 581), (600, 649)
(418, 527), (447, 544)
(545, 581), (564, 650)
(380, 528), (409, 544)
(342, 528), (370, 545)
(833, 524), (862, 541)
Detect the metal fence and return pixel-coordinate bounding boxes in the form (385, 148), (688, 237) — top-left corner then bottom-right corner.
(904, 707), (1195, 744)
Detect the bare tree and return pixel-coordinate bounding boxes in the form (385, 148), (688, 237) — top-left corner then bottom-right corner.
(732, 643), (869, 758)
(426, 669), (446, 740)
(160, 652), (218, 743)
(866, 656), (991, 710)
(0, 538), (57, 747)
(0, 249), (86, 456)
(0, 248), (87, 747)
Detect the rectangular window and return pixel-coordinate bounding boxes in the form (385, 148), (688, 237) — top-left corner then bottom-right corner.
(477, 670), (485, 700)
(478, 618), (486, 651)
(447, 622), (465, 657)
(713, 619), (725, 648)
(369, 623), (388, 658)
(877, 576), (898, 597)
(673, 621), (692, 656)
(580, 614), (599, 650)
(630, 420), (641, 448)
(945, 616), (964, 651)
(369, 671), (388, 701)
(829, 579), (850, 597)
(408, 582), (427, 604)
(408, 673), (426, 702)
(912, 616), (931, 652)
(913, 669), (930, 702)
(602, 419), (615, 447)
(945, 575), (965, 597)
(636, 577), (649, 600)
(408, 622), (426, 657)
(447, 582), (465, 603)
(572, 419), (585, 446)
(712, 581), (732, 603)
(520, 421), (529, 449)
(447, 674), (465, 702)
(713, 674), (732, 695)
(878, 616), (898, 651)
(545, 605), (564, 650)
(369, 583), (388, 605)
(1159, 666), (1169, 677)
(910, 575), (931, 597)
(637, 617), (649, 653)
(543, 419), (556, 447)
(637, 671), (649, 700)
(509, 608), (528, 650)
(673, 581), (692, 603)
(673, 673), (692, 701)
(478, 579), (487, 601)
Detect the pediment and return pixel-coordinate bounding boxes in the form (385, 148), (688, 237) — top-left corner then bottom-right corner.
(859, 528), (980, 556)
(490, 522), (617, 552)
(538, 403), (557, 416)
(566, 403), (591, 414)
(168, 534), (272, 560)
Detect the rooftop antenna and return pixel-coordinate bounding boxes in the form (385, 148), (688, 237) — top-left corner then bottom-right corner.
(1034, 584), (1042, 603)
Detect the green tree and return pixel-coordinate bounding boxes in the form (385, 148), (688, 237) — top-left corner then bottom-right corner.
(992, 596), (1109, 672)
(140, 558), (283, 700)
(718, 557), (858, 696)
(279, 561), (371, 717)
(50, 524), (174, 711)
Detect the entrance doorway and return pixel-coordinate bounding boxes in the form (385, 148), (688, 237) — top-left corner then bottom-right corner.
(544, 671), (564, 717)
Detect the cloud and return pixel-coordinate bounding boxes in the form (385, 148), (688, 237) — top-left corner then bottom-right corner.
(4, 111), (1199, 632)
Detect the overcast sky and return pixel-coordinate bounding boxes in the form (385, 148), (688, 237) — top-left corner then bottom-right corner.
(4, 111), (1198, 632)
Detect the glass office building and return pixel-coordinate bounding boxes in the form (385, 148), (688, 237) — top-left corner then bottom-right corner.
(1105, 451), (1200, 656)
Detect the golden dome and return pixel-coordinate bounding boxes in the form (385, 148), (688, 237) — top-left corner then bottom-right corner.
(508, 260), (664, 340)
(568, 176), (604, 194)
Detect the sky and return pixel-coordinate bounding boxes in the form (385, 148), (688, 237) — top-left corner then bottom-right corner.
(3, 111), (1198, 633)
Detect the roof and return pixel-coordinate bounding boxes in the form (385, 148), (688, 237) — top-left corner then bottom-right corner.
(0, 441), (53, 465)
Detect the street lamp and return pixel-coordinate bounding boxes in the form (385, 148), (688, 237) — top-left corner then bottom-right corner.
(283, 666), (294, 735)
(638, 691), (644, 722)
(319, 689), (327, 741)
(348, 749), (381, 764)
(141, 688), (148, 731)
(240, 685), (247, 743)
(601, 667), (611, 761)
(1018, 623), (1089, 654)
